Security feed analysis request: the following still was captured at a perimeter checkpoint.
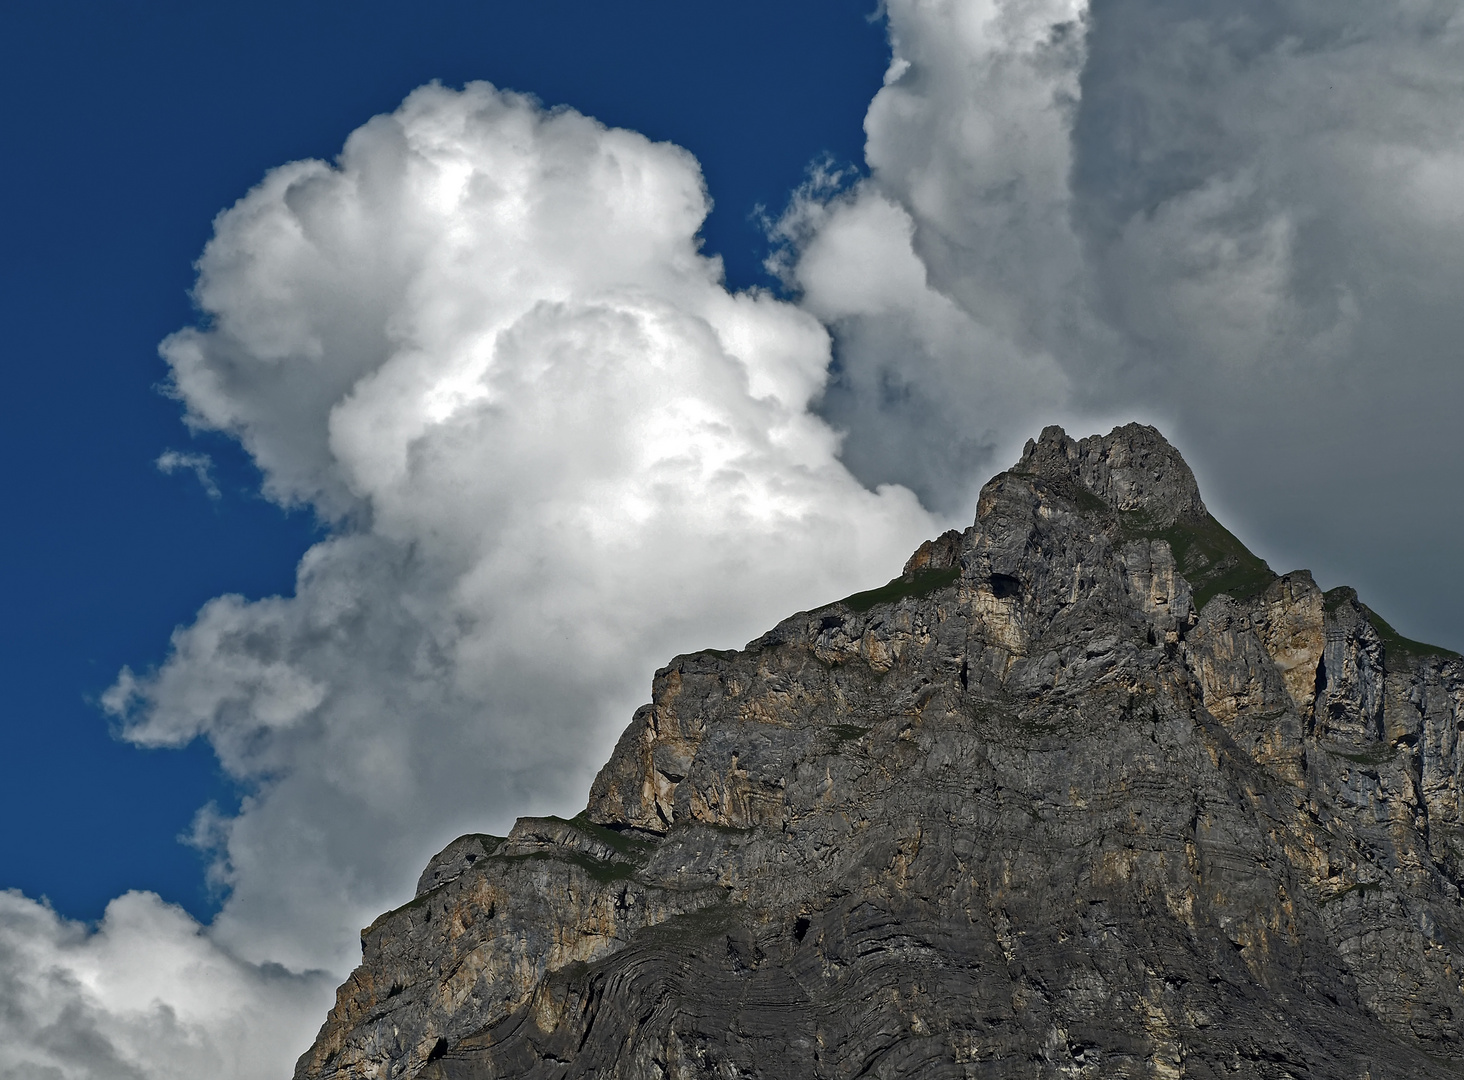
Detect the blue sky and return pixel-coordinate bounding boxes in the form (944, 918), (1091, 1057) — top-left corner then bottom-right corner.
(0, 1), (887, 923)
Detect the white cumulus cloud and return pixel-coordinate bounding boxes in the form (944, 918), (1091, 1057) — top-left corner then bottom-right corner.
(15, 77), (943, 1075)
(0, 890), (333, 1080)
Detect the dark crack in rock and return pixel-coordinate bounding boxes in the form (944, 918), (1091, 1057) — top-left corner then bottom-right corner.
(296, 423), (1464, 1080)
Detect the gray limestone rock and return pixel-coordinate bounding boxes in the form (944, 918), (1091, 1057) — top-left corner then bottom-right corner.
(296, 424), (1464, 1080)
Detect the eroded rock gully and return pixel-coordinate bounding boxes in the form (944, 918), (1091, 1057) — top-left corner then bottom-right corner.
(296, 424), (1464, 1080)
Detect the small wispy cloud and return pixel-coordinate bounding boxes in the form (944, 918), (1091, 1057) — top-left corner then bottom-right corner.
(156, 449), (220, 500)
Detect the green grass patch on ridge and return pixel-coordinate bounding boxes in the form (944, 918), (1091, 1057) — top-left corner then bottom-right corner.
(495, 849), (639, 884)
(836, 565), (961, 613)
(1319, 880), (1382, 905)
(1324, 744), (1395, 768)
(1119, 510), (1275, 611)
(564, 812), (657, 857)
(1362, 605), (1460, 663)
(1323, 587), (1460, 664)
(827, 723), (871, 747)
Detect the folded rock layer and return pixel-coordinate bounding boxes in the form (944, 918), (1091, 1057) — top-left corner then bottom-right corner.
(297, 424), (1464, 1080)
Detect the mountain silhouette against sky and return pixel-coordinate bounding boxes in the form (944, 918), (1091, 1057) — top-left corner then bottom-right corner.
(298, 425), (1464, 1080)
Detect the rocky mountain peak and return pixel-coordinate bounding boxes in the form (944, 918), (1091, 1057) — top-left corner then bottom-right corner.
(1014, 422), (1207, 526)
(296, 424), (1464, 1080)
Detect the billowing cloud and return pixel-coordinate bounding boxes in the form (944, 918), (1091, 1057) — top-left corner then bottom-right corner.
(1068, 0), (1464, 622)
(0, 890), (332, 1080)
(774, 176), (1071, 515)
(101, 81), (940, 987)
(783, 0), (1464, 646)
(772, 0), (1087, 513)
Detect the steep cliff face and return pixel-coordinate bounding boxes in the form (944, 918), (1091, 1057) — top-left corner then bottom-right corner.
(296, 424), (1464, 1080)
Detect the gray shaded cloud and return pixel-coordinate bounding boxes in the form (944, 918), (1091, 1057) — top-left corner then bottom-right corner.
(0, 890), (333, 1080)
(1067, 0), (1464, 645)
(786, 0), (1464, 649)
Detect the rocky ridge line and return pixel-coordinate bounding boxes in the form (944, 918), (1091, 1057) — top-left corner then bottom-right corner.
(297, 424), (1464, 1080)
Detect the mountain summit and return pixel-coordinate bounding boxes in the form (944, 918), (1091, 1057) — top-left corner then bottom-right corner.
(297, 424), (1463, 1080)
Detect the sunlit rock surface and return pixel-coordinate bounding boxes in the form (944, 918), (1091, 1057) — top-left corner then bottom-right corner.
(297, 424), (1464, 1080)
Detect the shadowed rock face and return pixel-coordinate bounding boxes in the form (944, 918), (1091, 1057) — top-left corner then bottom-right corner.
(296, 424), (1464, 1080)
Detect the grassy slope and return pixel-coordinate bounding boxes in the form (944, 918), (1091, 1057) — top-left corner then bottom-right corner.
(1324, 587), (1460, 664)
(836, 566), (962, 614)
(1119, 509), (1276, 610)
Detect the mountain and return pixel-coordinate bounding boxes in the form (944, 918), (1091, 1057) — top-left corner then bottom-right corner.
(295, 424), (1464, 1079)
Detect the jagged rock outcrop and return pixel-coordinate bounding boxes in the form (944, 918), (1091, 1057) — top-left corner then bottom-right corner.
(296, 424), (1464, 1080)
